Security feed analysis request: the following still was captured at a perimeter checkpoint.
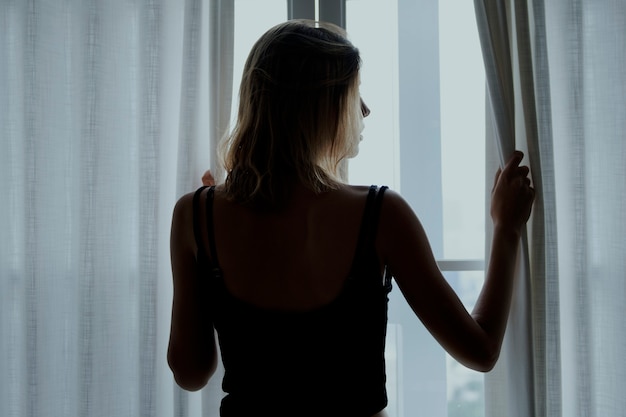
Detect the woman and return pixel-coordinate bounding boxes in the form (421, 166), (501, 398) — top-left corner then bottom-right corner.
(168, 20), (534, 417)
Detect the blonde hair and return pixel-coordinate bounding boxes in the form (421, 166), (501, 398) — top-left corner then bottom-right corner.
(221, 20), (361, 210)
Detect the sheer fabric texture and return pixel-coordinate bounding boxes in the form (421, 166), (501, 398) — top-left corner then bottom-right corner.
(475, 1), (626, 416)
(0, 0), (232, 416)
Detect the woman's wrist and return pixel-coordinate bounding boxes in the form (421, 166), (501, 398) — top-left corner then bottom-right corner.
(492, 222), (523, 241)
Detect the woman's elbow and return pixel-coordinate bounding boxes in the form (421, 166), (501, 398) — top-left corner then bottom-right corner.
(167, 348), (216, 391)
(454, 338), (500, 373)
(171, 371), (211, 392)
(470, 358), (498, 373)
(466, 344), (500, 373)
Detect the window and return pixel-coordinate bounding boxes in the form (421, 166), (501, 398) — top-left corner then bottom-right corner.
(232, 1), (486, 415)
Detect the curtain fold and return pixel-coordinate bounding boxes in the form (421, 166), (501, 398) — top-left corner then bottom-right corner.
(514, 2), (562, 416)
(0, 1), (233, 416)
(475, 1), (537, 415)
(476, 1), (626, 416)
(208, 0), (234, 183)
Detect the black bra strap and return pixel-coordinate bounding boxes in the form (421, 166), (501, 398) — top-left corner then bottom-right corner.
(370, 186), (388, 244)
(192, 186), (210, 258)
(351, 185), (389, 273)
(369, 186), (391, 289)
(353, 185), (378, 258)
(373, 187), (392, 289)
(205, 186), (223, 278)
(365, 185), (388, 259)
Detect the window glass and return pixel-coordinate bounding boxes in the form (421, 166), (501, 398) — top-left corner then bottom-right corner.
(345, 0), (400, 190)
(439, 0), (486, 260)
(230, 0), (288, 121)
(444, 270), (485, 417)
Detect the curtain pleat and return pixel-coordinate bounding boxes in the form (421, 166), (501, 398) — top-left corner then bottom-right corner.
(550, 3), (594, 416)
(208, 0), (234, 183)
(515, 2), (563, 416)
(474, 0), (516, 162)
(475, 1), (536, 416)
(476, 1), (563, 416)
(175, 0), (205, 197)
(139, 1), (162, 416)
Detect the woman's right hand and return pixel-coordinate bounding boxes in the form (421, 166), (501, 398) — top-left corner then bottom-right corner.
(202, 170), (216, 186)
(490, 151), (535, 233)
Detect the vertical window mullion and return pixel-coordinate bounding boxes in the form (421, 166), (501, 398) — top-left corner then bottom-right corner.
(319, 0), (346, 28)
(287, 0), (315, 20)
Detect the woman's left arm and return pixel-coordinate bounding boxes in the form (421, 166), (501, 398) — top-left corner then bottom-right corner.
(167, 192), (217, 391)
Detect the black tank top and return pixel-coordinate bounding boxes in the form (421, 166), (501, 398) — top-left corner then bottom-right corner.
(192, 185), (392, 417)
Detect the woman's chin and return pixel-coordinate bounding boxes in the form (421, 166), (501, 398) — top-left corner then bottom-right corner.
(346, 146), (360, 159)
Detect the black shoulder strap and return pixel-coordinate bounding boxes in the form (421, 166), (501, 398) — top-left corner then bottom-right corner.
(204, 186), (223, 278)
(370, 186), (388, 243)
(371, 186), (392, 289)
(192, 186), (210, 259)
(353, 185), (388, 265)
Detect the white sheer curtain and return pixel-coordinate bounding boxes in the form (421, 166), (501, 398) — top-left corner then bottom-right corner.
(475, 1), (626, 416)
(0, 1), (233, 416)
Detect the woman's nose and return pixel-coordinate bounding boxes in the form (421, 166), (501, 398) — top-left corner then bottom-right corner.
(360, 98), (370, 118)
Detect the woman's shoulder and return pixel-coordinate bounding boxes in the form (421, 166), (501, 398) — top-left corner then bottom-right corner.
(296, 184), (409, 220)
(171, 186), (215, 243)
(334, 183), (391, 199)
(170, 189), (203, 258)
(172, 190), (196, 222)
(337, 184), (406, 208)
(172, 187), (208, 220)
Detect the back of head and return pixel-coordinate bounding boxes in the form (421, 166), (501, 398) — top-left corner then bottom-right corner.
(222, 20), (362, 210)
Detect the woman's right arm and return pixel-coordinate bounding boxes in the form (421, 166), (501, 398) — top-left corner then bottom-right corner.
(377, 151), (534, 372)
(168, 192), (218, 390)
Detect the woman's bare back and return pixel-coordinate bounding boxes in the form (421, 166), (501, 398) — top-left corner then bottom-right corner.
(196, 183), (380, 312)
